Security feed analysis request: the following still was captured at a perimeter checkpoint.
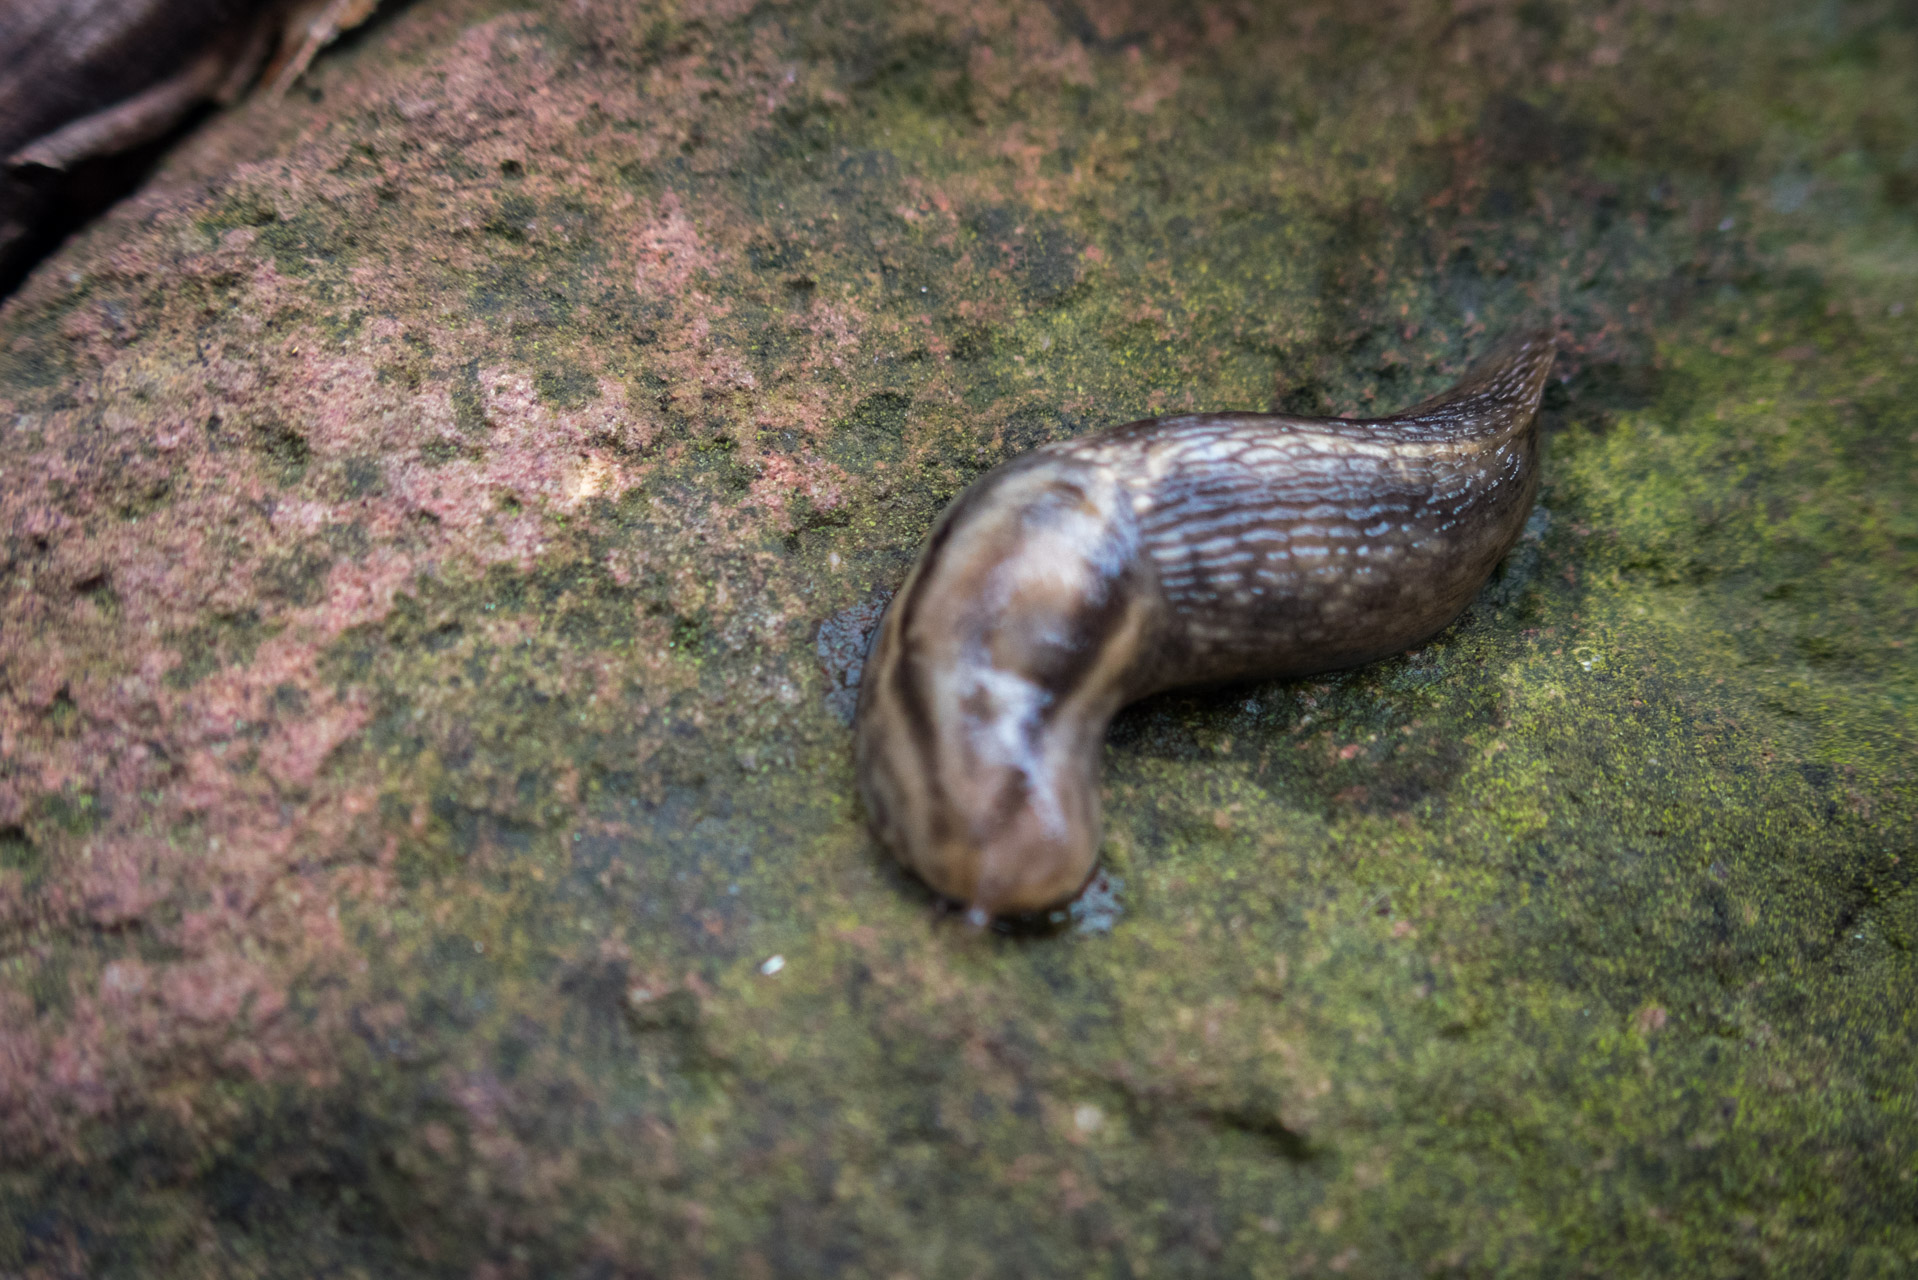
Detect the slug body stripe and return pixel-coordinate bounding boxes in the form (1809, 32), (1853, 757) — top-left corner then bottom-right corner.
(854, 330), (1557, 918)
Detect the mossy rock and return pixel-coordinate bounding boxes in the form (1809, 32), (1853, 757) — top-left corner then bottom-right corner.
(0, 0), (1913, 1275)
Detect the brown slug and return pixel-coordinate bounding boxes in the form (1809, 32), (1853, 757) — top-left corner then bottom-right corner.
(854, 330), (1557, 922)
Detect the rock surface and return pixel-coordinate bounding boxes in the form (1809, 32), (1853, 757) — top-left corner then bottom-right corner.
(1, 0), (1914, 1274)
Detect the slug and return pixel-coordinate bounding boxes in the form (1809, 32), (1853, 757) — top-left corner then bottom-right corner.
(854, 330), (1557, 921)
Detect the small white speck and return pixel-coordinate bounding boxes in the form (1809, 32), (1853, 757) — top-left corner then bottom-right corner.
(760, 955), (786, 976)
(1073, 1104), (1105, 1133)
(1891, 302), (1907, 317)
(1718, 216), (1735, 232)
(1580, 659), (1593, 670)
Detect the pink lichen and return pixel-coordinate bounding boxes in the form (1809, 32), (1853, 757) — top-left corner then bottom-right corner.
(0, 0), (947, 1155)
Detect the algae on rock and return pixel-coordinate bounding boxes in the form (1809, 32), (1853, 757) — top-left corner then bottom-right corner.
(1, 0), (1913, 1275)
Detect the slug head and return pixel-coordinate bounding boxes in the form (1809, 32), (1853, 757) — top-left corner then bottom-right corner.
(855, 457), (1148, 919)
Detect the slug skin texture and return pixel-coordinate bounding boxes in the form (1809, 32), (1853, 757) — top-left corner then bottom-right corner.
(855, 330), (1557, 920)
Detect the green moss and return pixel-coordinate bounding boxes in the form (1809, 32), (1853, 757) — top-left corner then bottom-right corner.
(164, 609), (283, 690)
(4, 0), (1917, 1274)
(247, 417), (312, 486)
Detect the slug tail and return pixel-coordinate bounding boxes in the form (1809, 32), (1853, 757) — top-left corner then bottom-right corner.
(1386, 328), (1557, 438)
